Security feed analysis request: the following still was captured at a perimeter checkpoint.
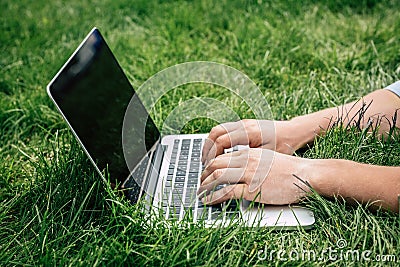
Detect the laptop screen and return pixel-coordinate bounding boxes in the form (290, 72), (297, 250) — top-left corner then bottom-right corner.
(48, 28), (160, 186)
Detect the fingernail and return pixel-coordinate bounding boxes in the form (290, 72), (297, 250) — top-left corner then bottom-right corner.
(197, 189), (206, 197)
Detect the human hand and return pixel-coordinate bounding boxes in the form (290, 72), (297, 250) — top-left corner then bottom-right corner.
(198, 148), (312, 205)
(201, 119), (303, 165)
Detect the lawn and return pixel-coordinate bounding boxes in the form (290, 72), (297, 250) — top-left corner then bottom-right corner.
(1, 0), (399, 265)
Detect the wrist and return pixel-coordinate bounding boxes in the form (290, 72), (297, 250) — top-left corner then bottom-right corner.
(284, 116), (319, 151)
(303, 158), (342, 197)
(273, 120), (302, 154)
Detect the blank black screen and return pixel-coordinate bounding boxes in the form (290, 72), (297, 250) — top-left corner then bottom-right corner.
(49, 29), (160, 185)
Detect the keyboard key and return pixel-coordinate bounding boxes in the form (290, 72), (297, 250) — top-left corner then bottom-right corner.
(183, 200), (195, 208)
(181, 145), (190, 150)
(191, 157), (200, 162)
(185, 197), (197, 208)
(176, 170), (186, 176)
(162, 193), (169, 206)
(172, 198), (183, 206)
(189, 168), (199, 173)
(172, 187), (184, 195)
(197, 208), (208, 219)
(169, 210), (180, 219)
(178, 160), (187, 166)
(188, 173), (198, 179)
(175, 176), (185, 183)
(198, 200), (206, 208)
(164, 187), (171, 194)
(190, 162), (200, 168)
(177, 165), (187, 171)
(226, 200), (239, 211)
(174, 182), (184, 188)
(187, 178), (198, 185)
(211, 211), (221, 220)
(185, 187), (196, 198)
(225, 211), (239, 219)
(162, 207), (168, 215)
(211, 204), (223, 212)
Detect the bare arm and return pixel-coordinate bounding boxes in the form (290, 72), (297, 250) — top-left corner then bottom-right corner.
(288, 89), (400, 150)
(309, 158), (400, 213)
(284, 88), (400, 212)
(202, 89), (400, 163)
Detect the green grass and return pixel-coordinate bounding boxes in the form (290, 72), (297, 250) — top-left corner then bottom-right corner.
(1, 0), (400, 265)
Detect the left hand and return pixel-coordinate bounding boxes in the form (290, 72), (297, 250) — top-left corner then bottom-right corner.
(198, 148), (312, 205)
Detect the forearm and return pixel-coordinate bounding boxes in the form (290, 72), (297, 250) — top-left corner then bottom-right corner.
(287, 89), (400, 149)
(307, 158), (400, 213)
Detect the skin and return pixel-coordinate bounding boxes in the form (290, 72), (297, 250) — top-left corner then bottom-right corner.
(199, 89), (400, 213)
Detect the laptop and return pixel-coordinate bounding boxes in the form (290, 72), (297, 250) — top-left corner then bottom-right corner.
(47, 27), (315, 228)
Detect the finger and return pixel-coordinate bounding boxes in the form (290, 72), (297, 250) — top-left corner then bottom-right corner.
(203, 129), (250, 165)
(198, 168), (245, 194)
(208, 122), (241, 141)
(202, 122), (241, 163)
(201, 138), (214, 164)
(201, 184), (247, 205)
(200, 153), (244, 182)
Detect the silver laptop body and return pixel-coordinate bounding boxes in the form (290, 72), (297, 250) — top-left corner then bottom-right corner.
(47, 27), (315, 229)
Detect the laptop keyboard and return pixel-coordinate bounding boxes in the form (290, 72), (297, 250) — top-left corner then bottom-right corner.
(162, 138), (239, 221)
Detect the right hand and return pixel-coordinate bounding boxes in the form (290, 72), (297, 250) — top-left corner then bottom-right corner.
(198, 148), (313, 205)
(201, 119), (301, 164)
